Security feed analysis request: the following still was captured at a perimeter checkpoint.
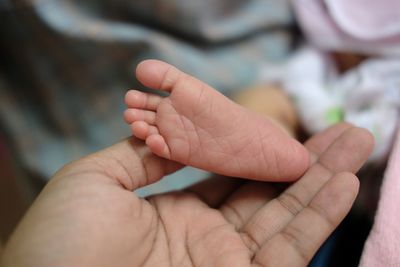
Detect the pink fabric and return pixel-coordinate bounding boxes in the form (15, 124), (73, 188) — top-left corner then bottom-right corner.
(360, 129), (400, 267)
(292, 0), (400, 55)
(326, 0), (400, 40)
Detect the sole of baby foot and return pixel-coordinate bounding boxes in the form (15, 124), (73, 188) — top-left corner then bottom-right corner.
(124, 60), (310, 181)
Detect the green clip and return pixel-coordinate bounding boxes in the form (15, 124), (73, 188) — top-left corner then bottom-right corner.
(325, 107), (344, 124)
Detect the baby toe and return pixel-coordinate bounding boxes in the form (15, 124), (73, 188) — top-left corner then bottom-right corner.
(131, 121), (160, 140)
(125, 90), (163, 111)
(131, 121), (149, 140)
(124, 108), (156, 125)
(146, 134), (171, 159)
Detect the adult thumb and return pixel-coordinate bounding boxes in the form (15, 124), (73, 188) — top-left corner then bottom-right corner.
(58, 137), (182, 191)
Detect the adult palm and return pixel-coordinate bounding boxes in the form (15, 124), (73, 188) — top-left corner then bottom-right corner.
(1, 123), (373, 267)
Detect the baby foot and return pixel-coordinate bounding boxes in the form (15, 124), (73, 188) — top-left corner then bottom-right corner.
(124, 60), (309, 181)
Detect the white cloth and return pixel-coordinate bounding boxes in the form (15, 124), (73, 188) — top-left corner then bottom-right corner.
(261, 47), (400, 162)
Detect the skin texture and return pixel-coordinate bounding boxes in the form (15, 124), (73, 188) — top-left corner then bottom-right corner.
(1, 123), (374, 267)
(124, 60), (310, 182)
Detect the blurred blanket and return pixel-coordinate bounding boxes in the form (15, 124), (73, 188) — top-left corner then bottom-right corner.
(0, 0), (294, 178)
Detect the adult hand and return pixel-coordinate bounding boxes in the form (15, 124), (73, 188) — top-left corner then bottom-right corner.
(1, 123), (373, 267)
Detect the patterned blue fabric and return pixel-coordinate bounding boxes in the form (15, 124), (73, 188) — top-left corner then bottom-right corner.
(0, 0), (294, 179)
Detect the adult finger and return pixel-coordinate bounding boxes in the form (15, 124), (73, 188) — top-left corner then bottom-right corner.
(238, 127), (373, 255)
(305, 122), (354, 163)
(218, 123), (356, 229)
(59, 137), (182, 191)
(253, 172), (359, 267)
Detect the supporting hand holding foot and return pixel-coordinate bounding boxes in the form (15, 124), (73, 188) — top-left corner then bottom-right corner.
(1, 123), (373, 267)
